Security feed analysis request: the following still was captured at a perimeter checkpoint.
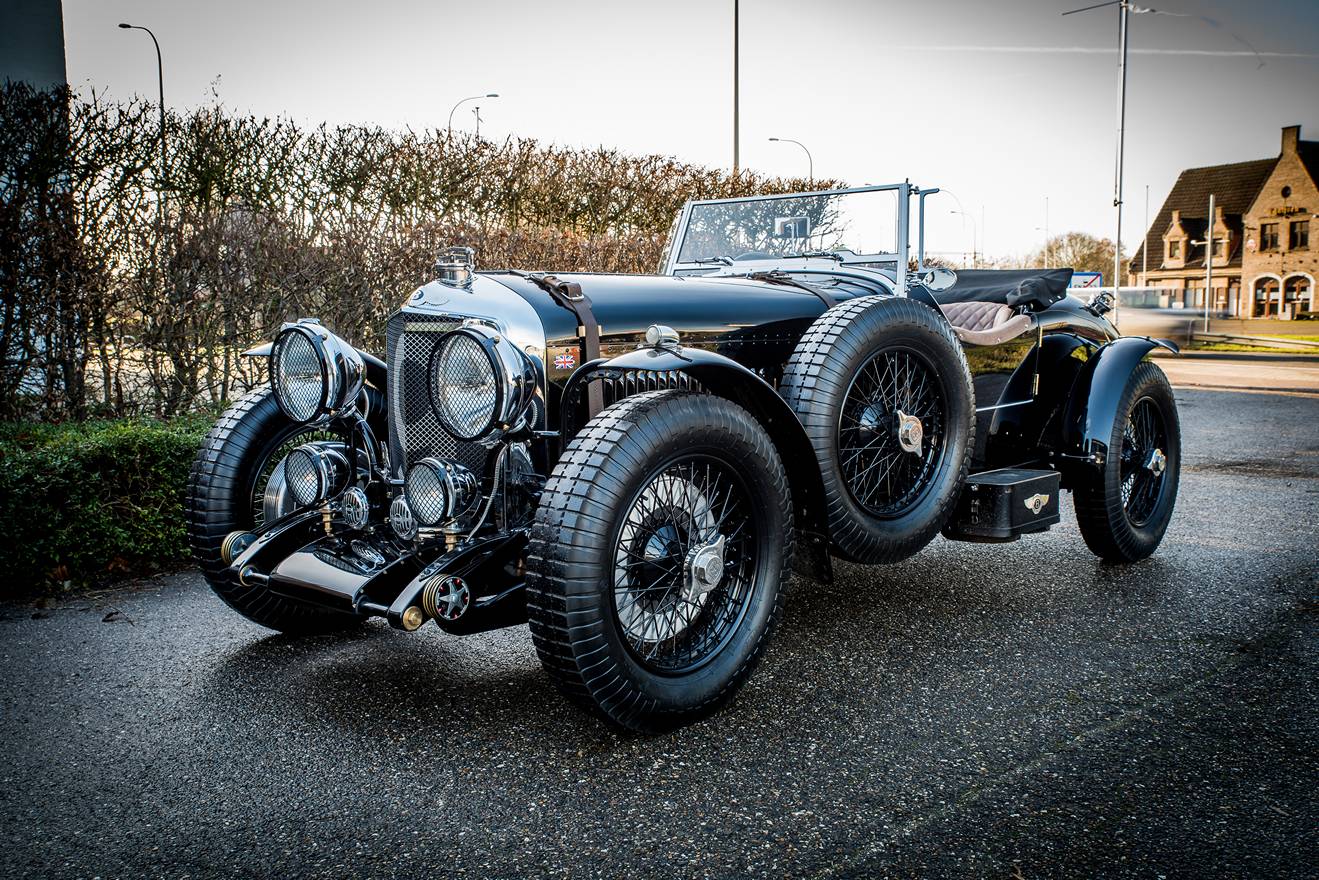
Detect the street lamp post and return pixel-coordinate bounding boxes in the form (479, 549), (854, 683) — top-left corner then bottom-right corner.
(448, 93), (498, 134)
(117, 23), (166, 220)
(951, 209), (978, 268)
(1143, 183), (1150, 283)
(1043, 197), (1050, 268)
(733, 0), (740, 174)
(1202, 193), (1215, 332)
(768, 137), (812, 184)
(1064, 0), (1132, 326)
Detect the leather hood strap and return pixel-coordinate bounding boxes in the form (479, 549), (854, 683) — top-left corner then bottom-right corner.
(525, 273), (604, 418)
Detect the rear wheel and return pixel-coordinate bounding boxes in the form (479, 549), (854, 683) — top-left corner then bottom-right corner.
(1074, 361), (1181, 562)
(780, 296), (974, 563)
(185, 388), (366, 634)
(526, 391), (791, 732)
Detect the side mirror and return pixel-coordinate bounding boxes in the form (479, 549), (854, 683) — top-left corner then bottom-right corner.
(920, 266), (958, 292)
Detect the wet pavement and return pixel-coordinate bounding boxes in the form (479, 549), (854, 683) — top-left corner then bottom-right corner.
(2, 387), (1315, 879)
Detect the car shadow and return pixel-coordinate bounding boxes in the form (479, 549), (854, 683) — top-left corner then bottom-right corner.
(193, 537), (1180, 748)
(198, 620), (608, 743)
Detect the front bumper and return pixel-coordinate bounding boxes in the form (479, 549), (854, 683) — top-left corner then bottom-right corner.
(227, 511), (528, 634)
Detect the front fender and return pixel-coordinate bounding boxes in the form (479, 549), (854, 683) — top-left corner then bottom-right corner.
(1060, 336), (1177, 471)
(563, 345), (832, 581)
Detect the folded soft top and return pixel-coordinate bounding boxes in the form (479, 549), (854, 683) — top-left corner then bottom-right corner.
(932, 268), (1074, 310)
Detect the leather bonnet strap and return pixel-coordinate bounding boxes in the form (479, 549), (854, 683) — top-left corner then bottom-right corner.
(528, 273), (604, 418)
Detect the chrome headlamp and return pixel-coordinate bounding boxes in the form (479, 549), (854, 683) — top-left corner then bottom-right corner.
(428, 325), (536, 441)
(270, 319), (365, 424)
(283, 443), (350, 508)
(404, 458), (480, 527)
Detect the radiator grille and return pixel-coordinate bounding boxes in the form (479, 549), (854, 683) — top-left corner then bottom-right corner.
(385, 312), (492, 479)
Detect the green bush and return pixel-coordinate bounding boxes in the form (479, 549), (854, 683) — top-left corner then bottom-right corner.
(0, 415), (212, 594)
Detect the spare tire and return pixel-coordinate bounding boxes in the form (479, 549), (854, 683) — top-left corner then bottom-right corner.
(780, 296), (974, 564)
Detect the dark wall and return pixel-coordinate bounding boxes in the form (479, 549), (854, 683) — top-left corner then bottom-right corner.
(1, 0), (67, 88)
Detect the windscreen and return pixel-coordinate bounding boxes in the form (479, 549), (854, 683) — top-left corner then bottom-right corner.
(675, 189), (899, 265)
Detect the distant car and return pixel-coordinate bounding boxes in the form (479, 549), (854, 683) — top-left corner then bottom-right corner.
(187, 183), (1181, 731)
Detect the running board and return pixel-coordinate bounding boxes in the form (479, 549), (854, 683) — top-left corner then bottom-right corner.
(942, 467), (1061, 543)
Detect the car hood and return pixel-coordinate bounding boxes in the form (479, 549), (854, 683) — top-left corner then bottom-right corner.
(487, 271), (840, 348)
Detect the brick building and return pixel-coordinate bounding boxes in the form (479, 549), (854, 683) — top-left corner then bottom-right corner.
(1130, 125), (1317, 319)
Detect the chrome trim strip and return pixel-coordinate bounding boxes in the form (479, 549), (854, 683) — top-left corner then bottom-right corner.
(976, 400), (1033, 413)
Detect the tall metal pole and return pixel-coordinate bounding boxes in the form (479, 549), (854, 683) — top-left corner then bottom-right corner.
(768, 138), (812, 184)
(733, 0), (740, 174)
(118, 23), (165, 228)
(1062, 0), (1132, 324)
(1204, 193), (1214, 332)
(447, 93), (498, 134)
(1143, 183), (1149, 283)
(1045, 196), (1050, 268)
(951, 210), (977, 267)
(1112, 0), (1129, 322)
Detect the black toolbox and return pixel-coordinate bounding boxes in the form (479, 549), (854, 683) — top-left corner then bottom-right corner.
(942, 467), (1061, 543)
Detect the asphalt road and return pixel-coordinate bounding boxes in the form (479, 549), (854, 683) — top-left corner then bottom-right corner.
(3, 386), (1317, 879)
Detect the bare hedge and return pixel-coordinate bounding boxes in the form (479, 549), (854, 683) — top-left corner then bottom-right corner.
(1, 84), (836, 420)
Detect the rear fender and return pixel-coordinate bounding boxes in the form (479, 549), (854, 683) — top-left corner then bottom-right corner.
(1059, 336), (1177, 473)
(564, 345), (833, 581)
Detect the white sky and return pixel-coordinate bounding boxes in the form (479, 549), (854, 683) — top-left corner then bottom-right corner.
(64, 0), (1319, 265)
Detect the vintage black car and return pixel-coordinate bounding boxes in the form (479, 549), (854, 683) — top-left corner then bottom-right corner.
(187, 183), (1181, 731)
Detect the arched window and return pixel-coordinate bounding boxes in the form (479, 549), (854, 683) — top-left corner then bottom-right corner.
(1254, 277), (1280, 317)
(1284, 275), (1312, 316)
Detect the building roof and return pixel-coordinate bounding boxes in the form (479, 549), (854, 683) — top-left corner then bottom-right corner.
(1301, 140), (1319, 185)
(1132, 157), (1277, 273)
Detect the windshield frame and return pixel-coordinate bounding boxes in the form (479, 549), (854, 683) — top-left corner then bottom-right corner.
(662, 183), (934, 291)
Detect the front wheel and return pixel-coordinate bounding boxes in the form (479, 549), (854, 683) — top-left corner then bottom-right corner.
(526, 391), (792, 732)
(185, 388), (366, 634)
(1073, 361), (1181, 562)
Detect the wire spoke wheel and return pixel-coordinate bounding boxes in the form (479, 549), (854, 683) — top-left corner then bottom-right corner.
(837, 347), (946, 518)
(527, 391), (791, 732)
(1073, 361), (1180, 563)
(612, 455), (758, 674)
(1119, 397), (1168, 527)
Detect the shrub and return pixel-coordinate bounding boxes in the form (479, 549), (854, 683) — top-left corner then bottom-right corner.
(1, 83), (838, 421)
(0, 416), (211, 593)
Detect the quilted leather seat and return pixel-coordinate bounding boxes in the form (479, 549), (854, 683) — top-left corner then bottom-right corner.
(940, 301), (1033, 346)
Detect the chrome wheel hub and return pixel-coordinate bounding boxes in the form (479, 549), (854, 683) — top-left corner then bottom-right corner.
(895, 410), (924, 455)
(685, 534), (727, 599)
(1144, 448), (1167, 476)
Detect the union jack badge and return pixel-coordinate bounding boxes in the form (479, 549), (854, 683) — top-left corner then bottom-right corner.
(554, 352), (576, 370)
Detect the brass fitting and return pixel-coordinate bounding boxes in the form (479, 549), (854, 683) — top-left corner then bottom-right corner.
(400, 605), (426, 632)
